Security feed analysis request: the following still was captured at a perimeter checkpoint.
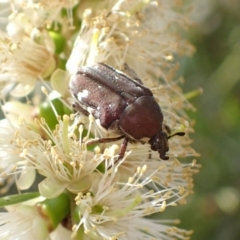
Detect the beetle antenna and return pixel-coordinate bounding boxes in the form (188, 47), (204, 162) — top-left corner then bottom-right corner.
(168, 132), (185, 139)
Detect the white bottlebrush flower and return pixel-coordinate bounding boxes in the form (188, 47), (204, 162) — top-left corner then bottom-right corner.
(1, 101), (37, 128)
(10, 111), (116, 198)
(118, 142), (199, 192)
(7, 0), (78, 29)
(0, 205), (49, 240)
(72, 164), (192, 239)
(66, 0), (195, 82)
(0, 118), (30, 192)
(0, 116), (38, 192)
(0, 2), (58, 97)
(50, 225), (71, 240)
(0, 119), (22, 172)
(0, 30), (56, 96)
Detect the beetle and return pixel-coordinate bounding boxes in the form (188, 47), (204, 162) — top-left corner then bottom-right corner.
(69, 63), (185, 161)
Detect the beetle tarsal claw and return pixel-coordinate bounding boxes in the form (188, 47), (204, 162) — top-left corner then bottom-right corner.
(160, 153), (169, 160)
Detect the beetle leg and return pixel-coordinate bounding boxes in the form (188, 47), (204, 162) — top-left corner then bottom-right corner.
(148, 150), (152, 159)
(86, 136), (129, 165)
(107, 137), (129, 170)
(116, 137), (129, 162)
(86, 135), (125, 145)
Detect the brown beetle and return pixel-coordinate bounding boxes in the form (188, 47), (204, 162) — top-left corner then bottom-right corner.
(69, 63), (184, 161)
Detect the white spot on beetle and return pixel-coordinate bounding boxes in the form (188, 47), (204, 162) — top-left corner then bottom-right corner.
(77, 89), (89, 101)
(87, 106), (94, 113)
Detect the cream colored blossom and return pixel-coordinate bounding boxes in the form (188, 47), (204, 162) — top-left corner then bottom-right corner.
(0, 117), (39, 191)
(7, 0), (78, 29)
(67, 0), (195, 83)
(0, 2), (57, 97)
(11, 113), (115, 198)
(0, 31), (56, 96)
(0, 205), (49, 240)
(72, 164), (192, 239)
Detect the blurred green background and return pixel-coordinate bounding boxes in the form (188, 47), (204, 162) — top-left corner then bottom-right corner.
(162, 1), (240, 239)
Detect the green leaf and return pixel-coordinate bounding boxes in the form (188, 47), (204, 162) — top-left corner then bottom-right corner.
(0, 192), (40, 207)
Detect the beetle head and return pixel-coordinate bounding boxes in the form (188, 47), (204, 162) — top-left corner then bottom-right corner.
(149, 131), (185, 160)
